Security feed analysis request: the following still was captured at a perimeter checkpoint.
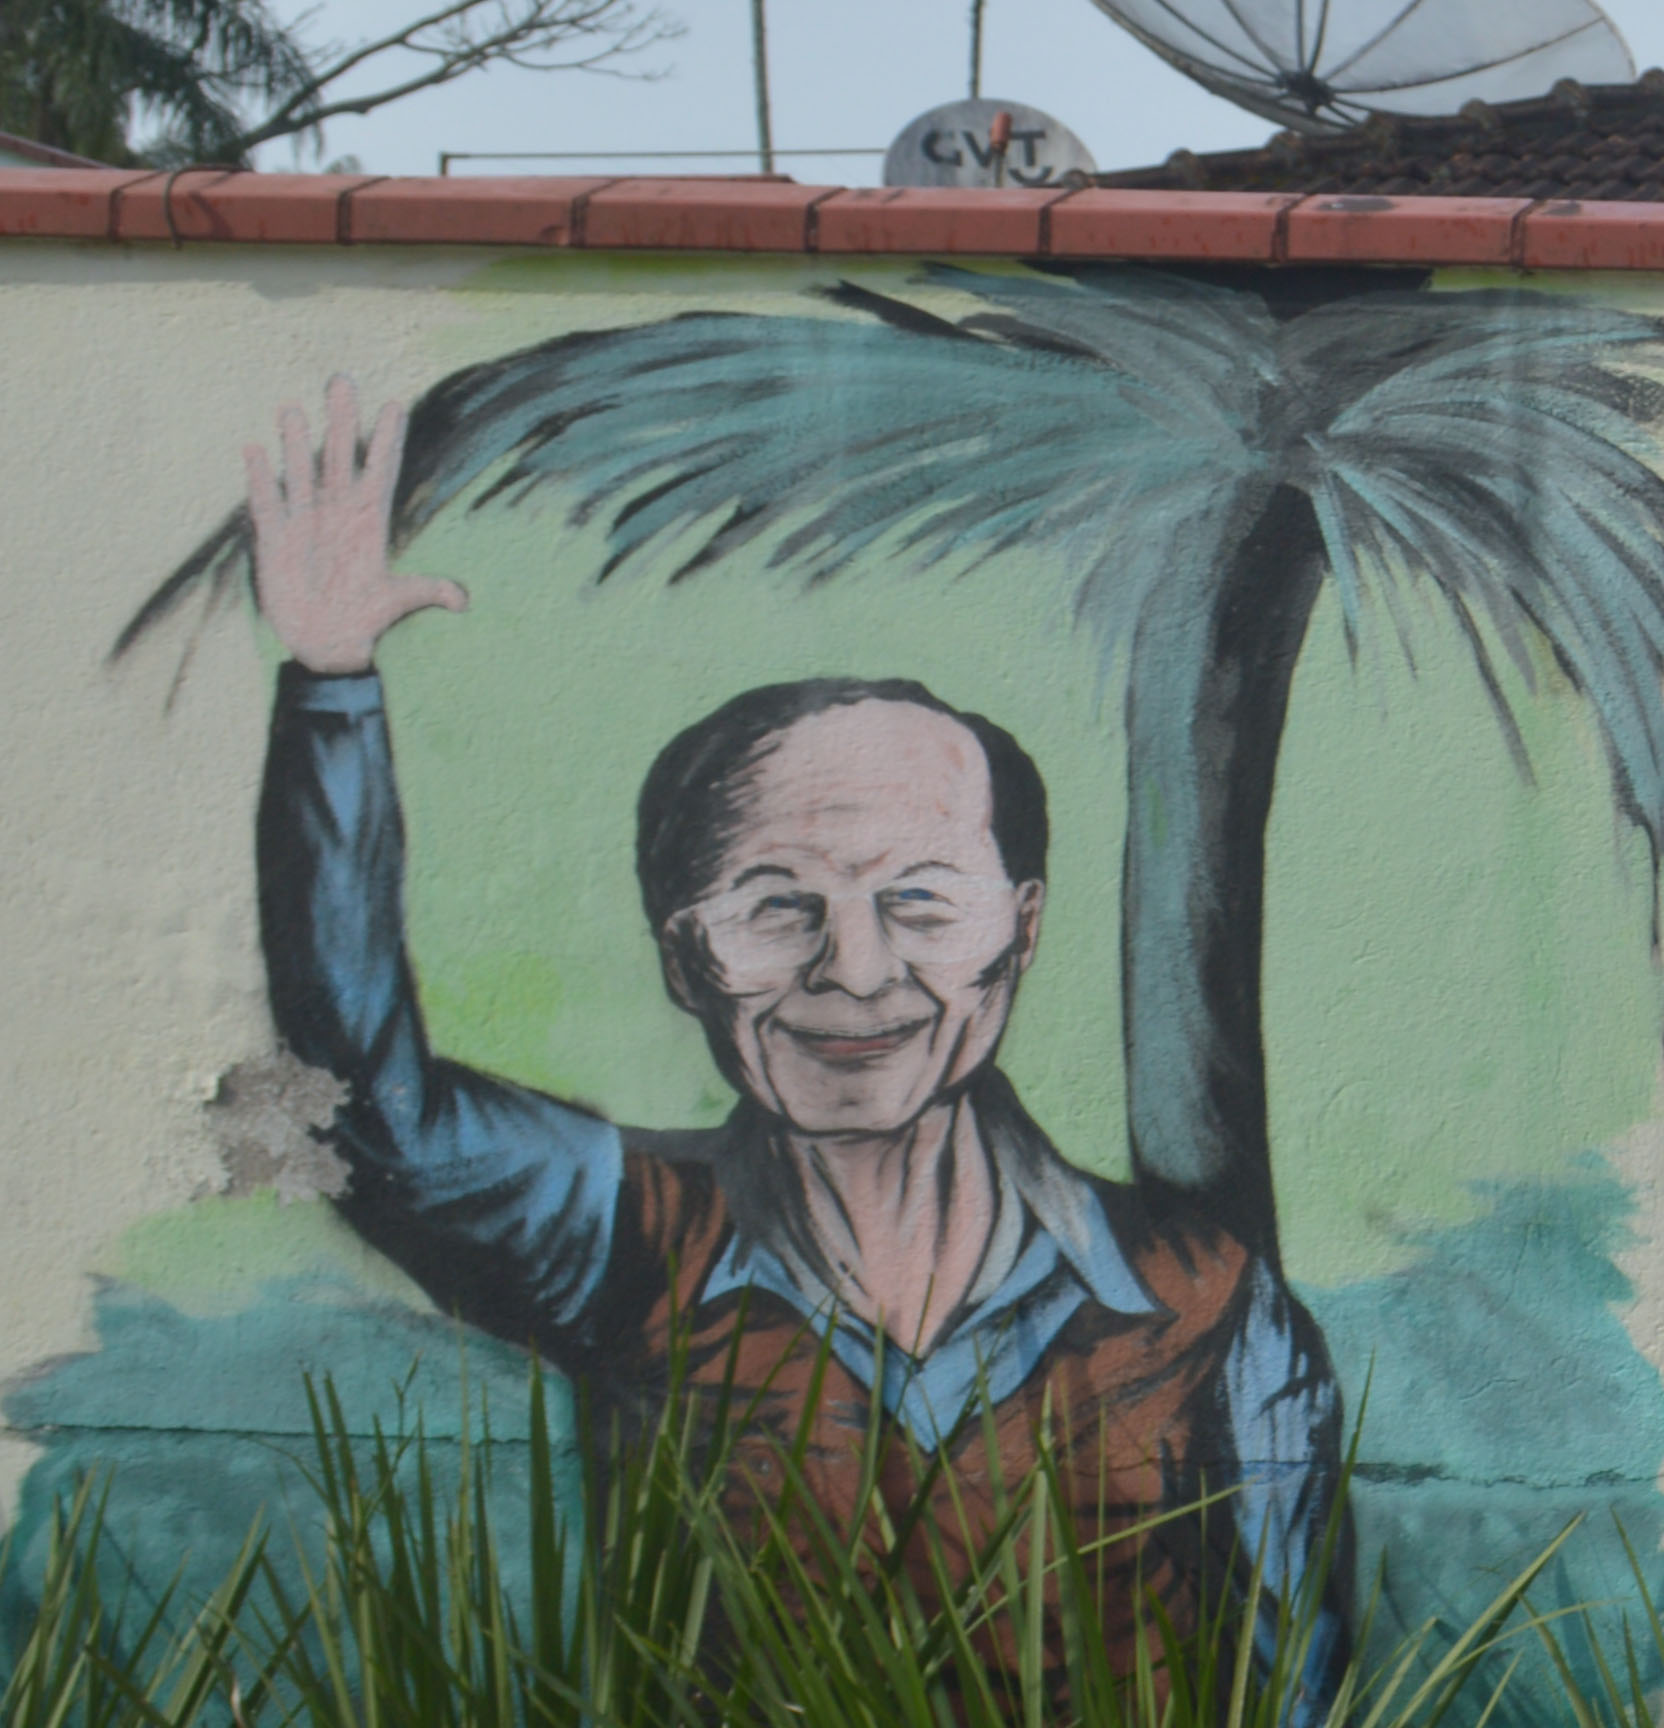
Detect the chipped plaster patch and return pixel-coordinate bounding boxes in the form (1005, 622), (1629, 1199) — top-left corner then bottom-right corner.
(205, 1051), (349, 1204)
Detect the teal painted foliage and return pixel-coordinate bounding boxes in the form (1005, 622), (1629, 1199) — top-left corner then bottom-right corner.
(0, 1279), (579, 1669)
(1308, 1160), (1664, 1706)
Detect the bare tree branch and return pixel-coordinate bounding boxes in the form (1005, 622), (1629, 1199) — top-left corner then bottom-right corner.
(0, 0), (677, 166)
(230, 0), (678, 155)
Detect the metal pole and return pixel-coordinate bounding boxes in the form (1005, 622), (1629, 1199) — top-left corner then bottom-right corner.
(969, 0), (985, 99)
(751, 0), (775, 174)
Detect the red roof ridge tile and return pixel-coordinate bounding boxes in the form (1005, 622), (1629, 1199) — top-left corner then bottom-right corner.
(3, 167), (1664, 267)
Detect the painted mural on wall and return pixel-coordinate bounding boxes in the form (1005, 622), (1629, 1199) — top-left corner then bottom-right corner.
(14, 259), (1664, 1716)
(242, 370), (1350, 1705)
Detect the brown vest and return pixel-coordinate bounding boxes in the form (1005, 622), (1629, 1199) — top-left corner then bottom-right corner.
(614, 1146), (1253, 1688)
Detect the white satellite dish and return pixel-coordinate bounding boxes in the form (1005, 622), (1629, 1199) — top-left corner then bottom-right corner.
(1081, 0), (1635, 133)
(884, 98), (1097, 188)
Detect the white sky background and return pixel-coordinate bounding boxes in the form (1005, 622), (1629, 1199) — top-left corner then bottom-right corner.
(253, 0), (1664, 183)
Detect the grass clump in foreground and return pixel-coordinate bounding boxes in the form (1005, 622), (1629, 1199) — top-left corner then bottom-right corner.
(0, 1334), (1655, 1728)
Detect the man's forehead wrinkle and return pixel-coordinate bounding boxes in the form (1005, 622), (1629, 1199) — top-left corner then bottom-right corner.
(765, 699), (989, 773)
(737, 773), (988, 828)
(710, 698), (1004, 894)
(719, 837), (959, 886)
(837, 845), (927, 879)
(752, 728), (992, 814)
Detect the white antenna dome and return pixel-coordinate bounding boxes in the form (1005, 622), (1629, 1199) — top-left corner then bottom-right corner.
(884, 99), (1097, 187)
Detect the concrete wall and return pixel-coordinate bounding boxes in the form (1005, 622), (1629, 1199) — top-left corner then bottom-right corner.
(6, 236), (1664, 1704)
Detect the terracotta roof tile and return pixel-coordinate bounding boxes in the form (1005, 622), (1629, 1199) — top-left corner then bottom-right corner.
(1099, 75), (1664, 203)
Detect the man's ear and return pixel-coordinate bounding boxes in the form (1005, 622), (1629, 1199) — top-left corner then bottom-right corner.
(1013, 880), (1045, 974)
(659, 918), (703, 1016)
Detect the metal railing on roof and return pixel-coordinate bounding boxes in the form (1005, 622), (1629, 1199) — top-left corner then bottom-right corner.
(437, 146), (883, 175)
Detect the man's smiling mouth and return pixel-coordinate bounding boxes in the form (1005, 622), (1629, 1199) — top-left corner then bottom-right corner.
(774, 1017), (933, 1063)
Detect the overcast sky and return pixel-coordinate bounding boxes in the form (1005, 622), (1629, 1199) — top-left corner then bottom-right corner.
(254, 0), (1664, 184)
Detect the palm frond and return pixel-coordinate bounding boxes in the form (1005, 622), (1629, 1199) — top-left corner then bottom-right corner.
(1291, 290), (1664, 853)
(395, 280), (1275, 594)
(0, 0), (316, 163)
(118, 269), (1664, 878)
(115, 268), (1284, 709)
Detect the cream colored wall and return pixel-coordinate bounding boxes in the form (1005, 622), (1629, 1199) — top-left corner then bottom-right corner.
(0, 242), (526, 1519)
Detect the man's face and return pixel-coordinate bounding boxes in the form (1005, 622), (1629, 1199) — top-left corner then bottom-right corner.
(663, 700), (1044, 1137)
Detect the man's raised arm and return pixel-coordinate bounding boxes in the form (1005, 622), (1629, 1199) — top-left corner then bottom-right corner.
(252, 378), (622, 1360)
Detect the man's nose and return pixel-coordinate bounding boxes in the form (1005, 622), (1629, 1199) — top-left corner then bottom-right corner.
(805, 897), (908, 997)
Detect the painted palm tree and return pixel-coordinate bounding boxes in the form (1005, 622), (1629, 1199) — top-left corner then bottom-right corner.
(119, 264), (1664, 1265)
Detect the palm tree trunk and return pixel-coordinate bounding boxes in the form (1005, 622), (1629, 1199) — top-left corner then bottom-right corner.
(1120, 482), (1327, 1263)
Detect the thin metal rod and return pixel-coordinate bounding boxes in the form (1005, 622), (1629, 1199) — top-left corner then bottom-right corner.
(437, 146), (883, 175)
(969, 0), (986, 97)
(751, 0), (775, 174)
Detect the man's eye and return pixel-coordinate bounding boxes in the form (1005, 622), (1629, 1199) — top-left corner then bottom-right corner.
(883, 888), (957, 927)
(751, 893), (818, 919)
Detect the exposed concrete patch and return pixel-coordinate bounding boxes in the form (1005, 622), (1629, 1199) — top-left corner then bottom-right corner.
(204, 1051), (349, 1204)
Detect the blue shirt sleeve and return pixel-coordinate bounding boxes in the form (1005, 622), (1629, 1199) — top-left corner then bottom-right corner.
(1223, 1258), (1352, 1727)
(257, 662), (623, 1355)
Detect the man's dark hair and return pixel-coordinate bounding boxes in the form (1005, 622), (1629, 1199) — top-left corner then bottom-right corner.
(636, 677), (1049, 932)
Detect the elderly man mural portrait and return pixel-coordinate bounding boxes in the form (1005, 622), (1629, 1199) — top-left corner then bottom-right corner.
(249, 377), (1348, 1704)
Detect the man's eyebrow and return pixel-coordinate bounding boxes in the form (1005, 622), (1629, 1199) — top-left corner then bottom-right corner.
(729, 863), (799, 889)
(894, 860), (964, 880)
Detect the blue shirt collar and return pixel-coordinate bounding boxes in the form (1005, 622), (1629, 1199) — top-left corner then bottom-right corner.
(697, 1072), (1156, 1442)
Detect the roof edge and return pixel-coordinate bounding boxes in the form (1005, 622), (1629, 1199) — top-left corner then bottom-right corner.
(0, 130), (111, 170)
(1098, 71), (1664, 199)
(2, 167), (1663, 268)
